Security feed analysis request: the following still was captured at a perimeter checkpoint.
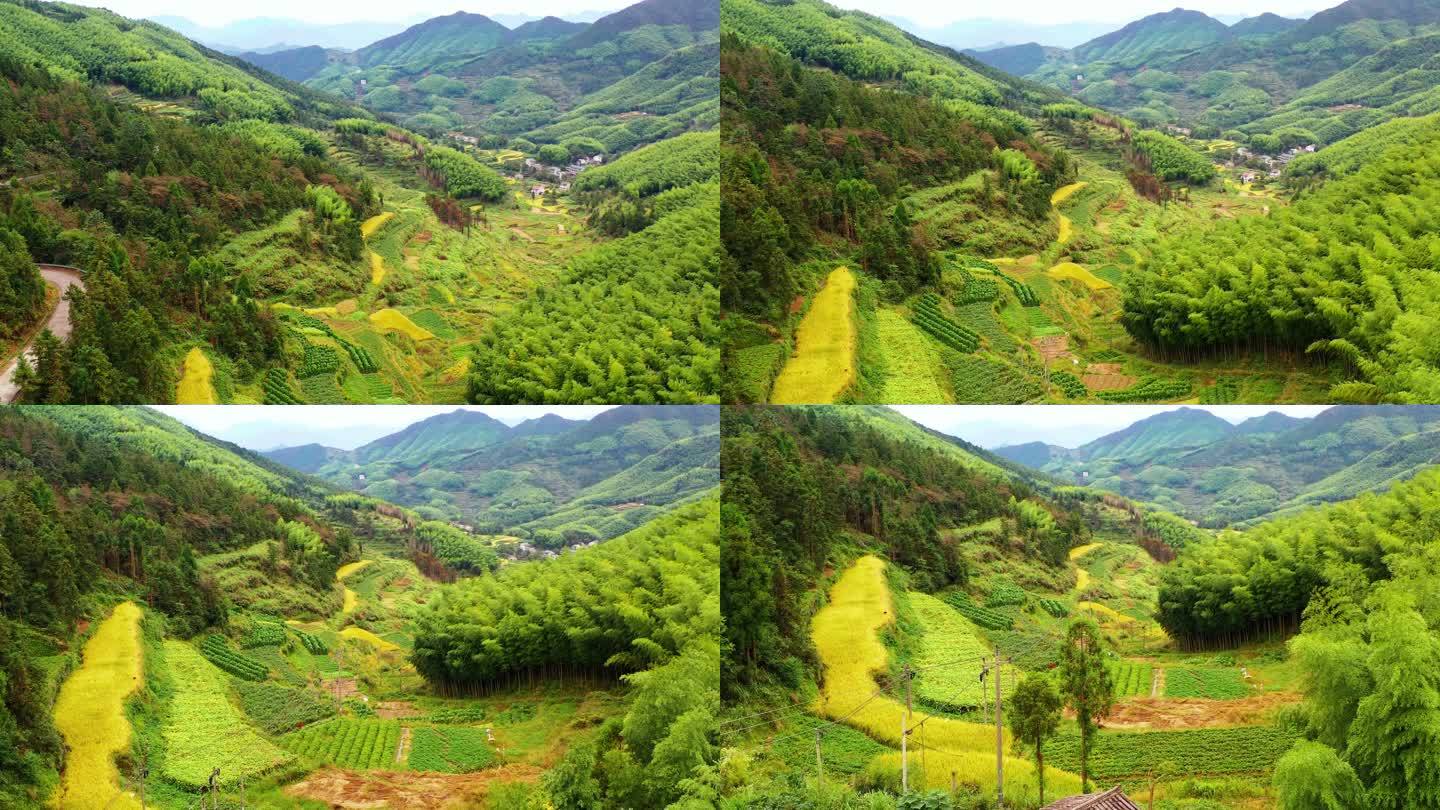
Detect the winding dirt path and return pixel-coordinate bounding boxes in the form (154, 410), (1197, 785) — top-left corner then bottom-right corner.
(0, 264), (84, 402)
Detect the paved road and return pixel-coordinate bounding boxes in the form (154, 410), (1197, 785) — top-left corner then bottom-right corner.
(0, 264), (85, 402)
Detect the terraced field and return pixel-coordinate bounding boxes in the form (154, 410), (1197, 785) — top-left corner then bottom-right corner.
(811, 556), (1082, 800)
(875, 309), (947, 403)
(54, 602), (143, 810)
(771, 267), (857, 404)
(175, 347), (217, 404)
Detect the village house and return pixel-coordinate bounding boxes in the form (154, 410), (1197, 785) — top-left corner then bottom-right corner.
(1268, 169), (1283, 178)
(558, 182), (571, 191)
(530, 184), (546, 198)
(1241, 171), (1257, 183)
(1043, 786), (1141, 810)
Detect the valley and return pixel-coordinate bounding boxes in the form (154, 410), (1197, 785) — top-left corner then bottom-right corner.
(721, 0), (1440, 405)
(719, 404), (1440, 808)
(0, 0), (719, 405)
(0, 405), (719, 808)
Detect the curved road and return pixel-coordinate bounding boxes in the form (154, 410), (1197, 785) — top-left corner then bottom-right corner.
(0, 264), (85, 403)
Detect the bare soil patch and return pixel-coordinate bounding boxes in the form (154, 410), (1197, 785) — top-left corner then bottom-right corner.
(1082, 362), (1137, 391)
(286, 765), (544, 809)
(1032, 334), (1072, 363)
(376, 701), (421, 719)
(1103, 693), (1299, 730)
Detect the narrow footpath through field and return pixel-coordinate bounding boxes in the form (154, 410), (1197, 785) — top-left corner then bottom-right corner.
(0, 264), (85, 403)
(809, 555), (1082, 799)
(54, 601), (143, 810)
(771, 266), (856, 404)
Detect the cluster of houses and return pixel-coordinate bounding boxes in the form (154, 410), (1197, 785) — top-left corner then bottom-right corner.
(445, 131), (480, 146)
(1232, 143), (1317, 182)
(519, 153), (605, 198)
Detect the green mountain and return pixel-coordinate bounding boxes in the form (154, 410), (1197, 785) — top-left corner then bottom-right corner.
(0, 0), (367, 124)
(963, 42), (1065, 76)
(1004, 406), (1440, 526)
(1012, 0), (1440, 140)
(0, 404), (719, 808)
(265, 406), (721, 542)
(1071, 8), (1231, 66)
(354, 12), (510, 69)
(297, 0), (719, 152)
(1229, 12), (1304, 38)
(236, 44), (333, 82)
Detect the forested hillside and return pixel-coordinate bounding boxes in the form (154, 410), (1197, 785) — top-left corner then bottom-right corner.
(721, 0), (1440, 405)
(722, 404), (1440, 808)
(1121, 127), (1440, 403)
(0, 405), (720, 807)
(0, 0), (719, 404)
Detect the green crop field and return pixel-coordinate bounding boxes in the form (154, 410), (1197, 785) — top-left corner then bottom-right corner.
(407, 726), (498, 773)
(1109, 660), (1154, 697)
(1046, 726), (1299, 779)
(161, 641), (294, 788)
(1165, 667), (1251, 700)
(282, 718), (403, 770)
(911, 592), (995, 711)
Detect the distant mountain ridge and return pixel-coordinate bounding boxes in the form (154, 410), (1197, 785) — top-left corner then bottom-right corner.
(262, 406), (720, 540)
(994, 406), (1440, 527)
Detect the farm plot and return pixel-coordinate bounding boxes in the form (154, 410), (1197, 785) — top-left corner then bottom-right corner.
(942, 591), (1013, 631)
(811, 556), (1080, 798)
(369, 308), (436, 342)
(283, 718), (402, 769)
(768, 715), (890, 776)
(771, 266), (857, 404)
(161, 640), (294, 788)
(910, 592), (1006, 711)
(237, 681), (337, 735)
(947, 354), (1043, 404)
(1045, 726), (1298, 779)
(875, 309), (947, 403)
(54, 601), (143, 810)
(408, 726), (498, 773)
(1046, 262), (1112, 291)
(1109, 660), (1154, 698)
(1164, 667), (1250, 700)
(175, 347), (217, 404)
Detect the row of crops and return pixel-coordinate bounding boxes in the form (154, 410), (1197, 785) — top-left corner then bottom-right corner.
(283, 718), (401, 770)
(1045, 726), (1298, 779)
(985, 580), (1027, 607)
(954, 271), (1000, 304)
(1109, 660), (1153, 697)
(1049, 370), (1087, 398)
(295, 628), (328, 655)
(263, 368), (302, 404)
(1037, 597), (1069, 618)
(910, 592), (994, 711)
(1164, 667), (1250, 700)
(1098, 377), (1192, 402)
(912, 293), (981, 353)
(200, 635), (268, 681)
(1199, 378), (1240, 404)
(242, 619), (286, 648)
(281, 719), (498, 773)
(947, 354), (1045, 403)
(942, 592), (1012, 631)
(407, 726), (498, 773)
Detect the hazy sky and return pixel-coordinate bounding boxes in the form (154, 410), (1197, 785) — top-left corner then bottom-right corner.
(152, 405), (615, 451)
(892, 405), (1331, 449)
(69, 1), (622, 26)
(850, 0), (1328, 27)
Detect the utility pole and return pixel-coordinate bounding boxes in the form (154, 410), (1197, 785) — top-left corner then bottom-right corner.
(902, 664), (912, 794)
(815, 727), (823, 787)
(995, 651), (1004, 809)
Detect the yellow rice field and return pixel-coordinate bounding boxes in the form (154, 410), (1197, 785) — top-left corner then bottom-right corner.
(1068, 543), (1103, 561)
(1047, 262), (1112, 290)
(369, 250), (388, 285)
(811, 556), (1082, 801)
(360, 211), (395, 239)
(771, 266), (857, 404)
(340, 626), (400, 652)
(336, 560), (373, 580)
(368, 308), (435, 341)
(175, 347), (216, 404)
(54, 601), (144, 810)
(1050, 182), (1088, 206)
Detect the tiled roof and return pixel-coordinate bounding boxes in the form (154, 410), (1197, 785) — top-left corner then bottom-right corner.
(1042, 786), (1141, 810)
